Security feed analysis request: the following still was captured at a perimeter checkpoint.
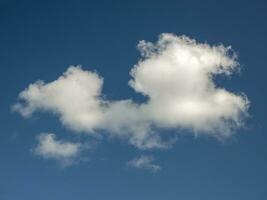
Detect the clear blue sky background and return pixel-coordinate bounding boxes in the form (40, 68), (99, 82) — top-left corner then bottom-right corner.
(0, 0), (266, 199)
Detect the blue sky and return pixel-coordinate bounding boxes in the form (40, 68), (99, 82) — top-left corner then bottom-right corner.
(0, 0), (267, 199)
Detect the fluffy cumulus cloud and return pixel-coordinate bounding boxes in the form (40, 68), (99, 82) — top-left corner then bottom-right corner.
(130, 34), (249, 136)
(13, 67), (104, 132)
(127, 155), (161, 172)
(14, 33), (249, 151)
(34, 133), (81, 166)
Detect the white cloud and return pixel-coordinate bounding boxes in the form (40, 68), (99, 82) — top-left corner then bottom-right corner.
(130, 34), (249, 137)
(33, 133), (81, 166)
(13, 67), (104, 133)
(127, 155), (161, 172)
(14, 33), (249, 150)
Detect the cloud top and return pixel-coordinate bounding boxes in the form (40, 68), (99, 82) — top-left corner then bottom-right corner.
(14, 33), (249, 150)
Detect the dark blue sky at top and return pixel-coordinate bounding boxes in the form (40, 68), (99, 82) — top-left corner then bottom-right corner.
(0, 0), (266, 199)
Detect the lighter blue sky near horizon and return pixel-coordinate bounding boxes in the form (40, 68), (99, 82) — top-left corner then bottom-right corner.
(0, 0), (267, 199)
